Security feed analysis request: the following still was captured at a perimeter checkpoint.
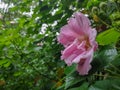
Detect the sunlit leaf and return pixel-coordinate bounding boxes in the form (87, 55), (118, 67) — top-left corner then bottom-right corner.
(96, 29), (120, 45)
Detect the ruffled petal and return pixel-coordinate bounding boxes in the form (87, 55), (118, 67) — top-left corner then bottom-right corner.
(64, 54), (78, 66)
(58, 24), (79, 47)
(68, 18), (84, 35)
(88, 28), (98, 51)
(61, 39), (86, 65)
(61, 39), (83, 60)
(77, 59), (92, 75)
(89, 28), (97, 41)
(74, 12), (91, 33)
(76, 49), (94, 75)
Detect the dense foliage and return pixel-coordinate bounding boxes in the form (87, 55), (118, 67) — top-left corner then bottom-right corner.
(0, 0), (120, 90)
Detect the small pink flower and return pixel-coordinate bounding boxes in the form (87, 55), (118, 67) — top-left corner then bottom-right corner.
(57, 12), (98, 75)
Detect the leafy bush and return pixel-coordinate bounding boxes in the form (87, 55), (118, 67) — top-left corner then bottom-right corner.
(0, 0), (120, 90)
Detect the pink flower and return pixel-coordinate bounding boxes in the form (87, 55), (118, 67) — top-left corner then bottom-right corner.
(57, 12), (98, 75)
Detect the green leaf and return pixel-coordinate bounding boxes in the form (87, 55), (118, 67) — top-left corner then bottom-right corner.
(0, 59), (11, 67)
(69, 82), (89, 90)
(96, 29), (120, 45)
(4, 62), (11, 67)
(0, 60), (8, 66)
(13, 71), (23, 77)
(65, 76), (84, 90)
(89, 79), (120, 90)
(89, 45), (117, 74)
(86, 0), (100, 9)
(110, 55), (120, 66)
(64, 64), (76, 75)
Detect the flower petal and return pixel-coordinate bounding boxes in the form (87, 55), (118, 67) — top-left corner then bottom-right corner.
(74, 12), (91, 33)
(68, 17), (85, 35)
(57, 25), (78, 47)
(76, 49), (94, 75)
(61, 40), (85, 65)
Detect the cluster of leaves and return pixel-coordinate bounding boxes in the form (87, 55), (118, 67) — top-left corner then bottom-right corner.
(0, 0), (83, 89)
(0, 0), (120, 90)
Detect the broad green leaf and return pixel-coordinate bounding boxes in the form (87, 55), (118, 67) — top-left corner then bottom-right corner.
(69, 82), (89, 90)
(64, 64), (76, 75)
(96, 29), (120, 45)
(0, 60), (8, 66)
(4, 62), (11, 68)
(0, 60), (11, 67)
(110, 55), (120, 66)
(89, 45), (117, 74)
(89, 79), (120, 90)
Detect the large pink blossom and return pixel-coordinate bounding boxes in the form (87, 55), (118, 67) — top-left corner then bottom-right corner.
(57, 12), (98, 75)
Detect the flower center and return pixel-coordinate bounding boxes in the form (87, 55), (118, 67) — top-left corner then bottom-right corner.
(78, 35), (91, 50)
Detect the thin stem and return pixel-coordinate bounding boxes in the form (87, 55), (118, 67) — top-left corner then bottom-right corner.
(99, 17), (111, 27)
(93, 74), (120, 79)
(109, 63), (120, 73)
(29, 63), (58, 82)
(105, 69), (120, 77)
